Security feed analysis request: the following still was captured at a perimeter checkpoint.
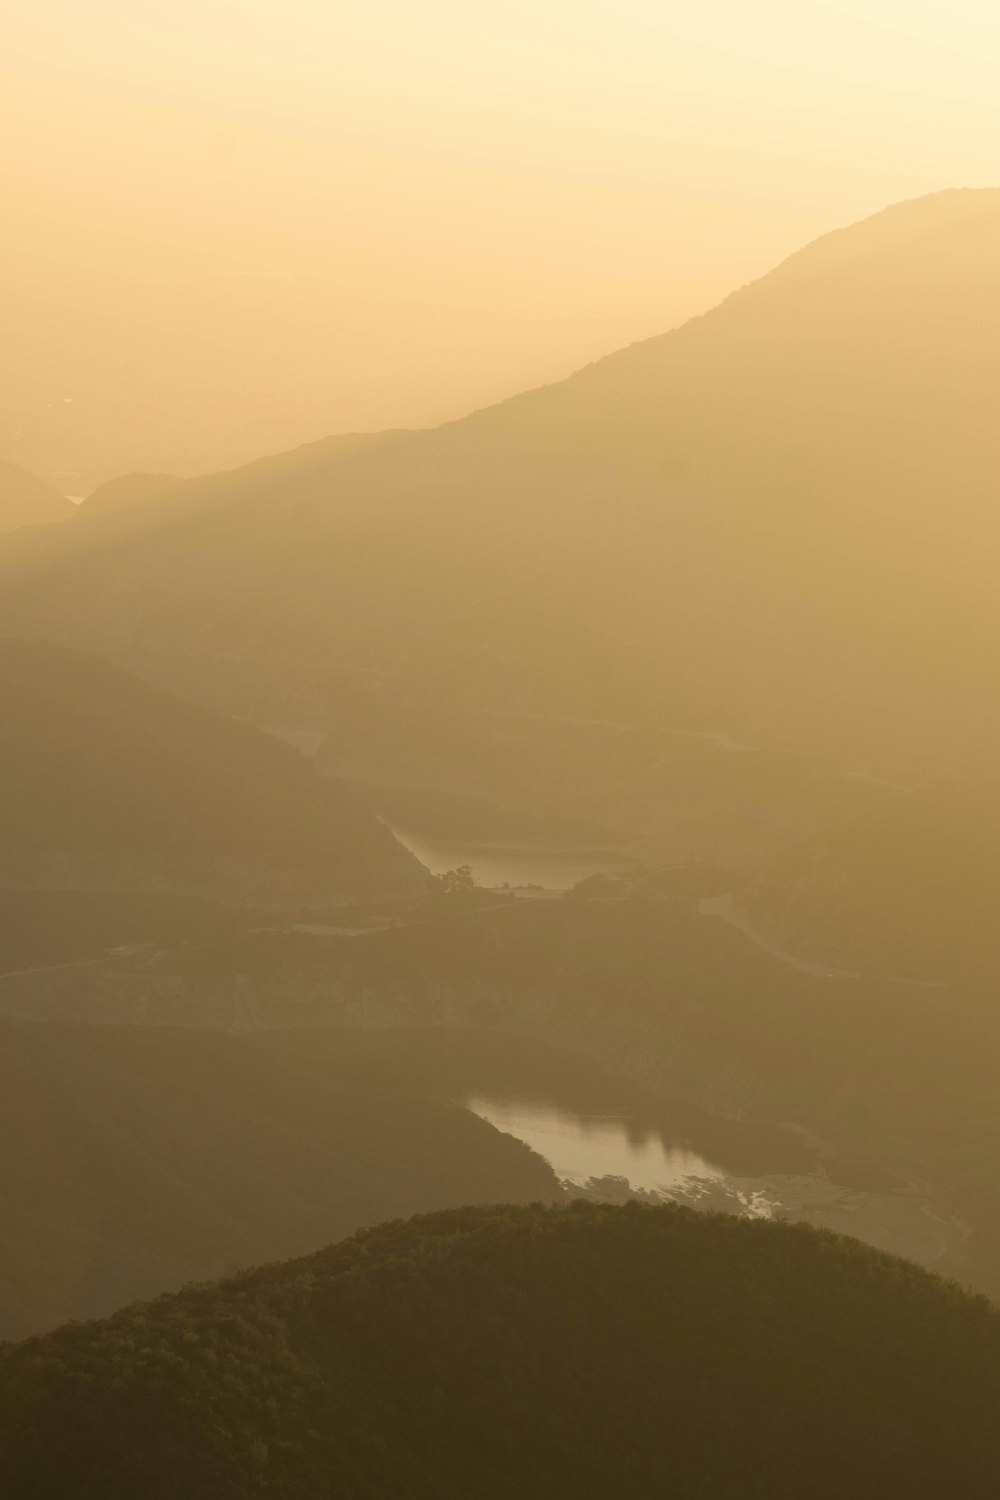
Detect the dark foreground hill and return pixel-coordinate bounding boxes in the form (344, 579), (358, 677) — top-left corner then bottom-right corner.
(0, 1022), (557, 1341)
(0, 638), (420, 904)
(2, 1203), (999, 1499)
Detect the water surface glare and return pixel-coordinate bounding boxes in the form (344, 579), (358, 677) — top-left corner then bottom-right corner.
(466, 1094), (726, 1191)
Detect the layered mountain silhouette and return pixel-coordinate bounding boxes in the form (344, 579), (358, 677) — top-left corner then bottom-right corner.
(0, 638), (420, 904)
(79, 471), (181, 515)
(3, 191), (1000, 856)
(0, 1022), (556, 1340)
(9, 882), (1000, 1293)
(0, 459), (74, 534)
(0, 430), (406, 573)
(4, 189), (1000, 1496)
(3, 1202), (1000, 1498)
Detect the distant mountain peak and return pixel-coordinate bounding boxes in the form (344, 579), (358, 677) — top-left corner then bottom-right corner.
(0, 459), (75, 535)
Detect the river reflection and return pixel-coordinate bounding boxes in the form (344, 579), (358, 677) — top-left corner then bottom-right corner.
(466, 1094), (727, 1191)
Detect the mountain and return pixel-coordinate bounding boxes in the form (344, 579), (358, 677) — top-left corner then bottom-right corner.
(0, 888), (243, 972)
(67, 432), (404, 537)
(737, 778), (1000, 984)
(3, 191), (1000, 856)
(0, 459), (74, 534)
(80, 472), (182, 515)
(2, 1202), (999, 1498)
(0, 1022), (557, 1341)
(0, 638), (421, 904)
(0, 430), (407, 574)
(14, 884), (1000, 1293)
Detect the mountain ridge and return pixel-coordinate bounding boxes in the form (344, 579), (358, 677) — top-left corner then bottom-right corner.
(5, 190), (1000, 854)
(0, 1021), (557, 1341)
(0, 459), (75, 535)
(0, 637), (421, 905)
(2, 1201), (999, 1498)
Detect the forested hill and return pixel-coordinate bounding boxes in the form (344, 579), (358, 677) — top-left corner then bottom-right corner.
(0, 1021), (559, 1342)
(0, 638), (421, 905)
(3, 1202), (1000, 1499)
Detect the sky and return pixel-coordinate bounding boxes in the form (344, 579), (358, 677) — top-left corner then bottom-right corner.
(3, 0), (999, 488)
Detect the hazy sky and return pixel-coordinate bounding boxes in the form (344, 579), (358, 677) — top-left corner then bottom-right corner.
(4, 1), (999, 486)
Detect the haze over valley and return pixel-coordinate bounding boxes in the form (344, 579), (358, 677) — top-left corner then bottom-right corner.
(5, 3), (1000, 1493)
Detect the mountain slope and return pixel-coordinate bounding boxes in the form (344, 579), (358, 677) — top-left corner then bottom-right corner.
(0, 1022), (557, 1340)
(2, 1202), (999, 1498)
(15, 891), (1000, 1293)
(0, 459), (74, 534)
(0, 429), (407, 573)
(80, 471), (181, 514)
(4, 191), (1000, 840)
(738, 778), (1000, 984)
(0, 638), (420, 903)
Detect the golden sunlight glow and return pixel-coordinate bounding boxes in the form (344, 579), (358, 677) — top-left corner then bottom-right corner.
(3, 0), (999, 483)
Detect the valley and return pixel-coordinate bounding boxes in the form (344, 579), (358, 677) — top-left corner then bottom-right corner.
(4, 173), (1000, 1494)
(0, 869), (984, 1297)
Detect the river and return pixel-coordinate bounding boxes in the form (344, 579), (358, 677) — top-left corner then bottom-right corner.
(465, 1093), (727, 1192)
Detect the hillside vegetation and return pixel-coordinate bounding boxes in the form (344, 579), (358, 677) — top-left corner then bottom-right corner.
(2, 1203), (1000, 1498)
(0, 1021), (557, 1340)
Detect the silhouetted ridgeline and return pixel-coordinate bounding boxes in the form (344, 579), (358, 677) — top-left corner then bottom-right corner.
(0, 459), (74, 534)
(0, 638), (421, 905)
(0, 1020), (558, 1340)
(3, 189), (1000, 1497)
(78, 471), (180, 515)
(0, 430), (407, 574)
(4, 192), (1000, 858)
(2, 1203), (1000, 1498)
(10, 893), (999, 1293)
